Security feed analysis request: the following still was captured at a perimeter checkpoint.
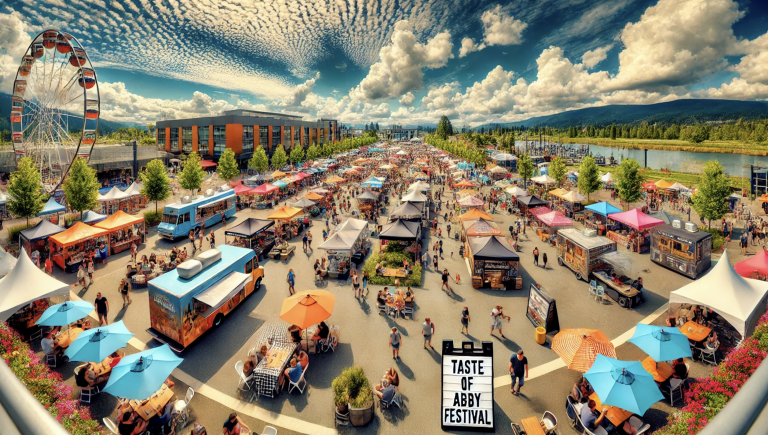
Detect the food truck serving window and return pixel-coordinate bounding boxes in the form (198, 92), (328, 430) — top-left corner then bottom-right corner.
(178, 212), (191, 224)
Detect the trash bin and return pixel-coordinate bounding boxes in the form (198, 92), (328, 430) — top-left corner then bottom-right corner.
(535, 327), (547, 345)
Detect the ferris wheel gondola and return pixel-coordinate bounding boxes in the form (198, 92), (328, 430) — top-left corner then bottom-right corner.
(9, 28), (100, 193)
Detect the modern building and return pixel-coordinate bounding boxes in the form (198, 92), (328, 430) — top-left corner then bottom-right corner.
(381, 128), (420, 141)
(155, 110), (340, 161)
(340, 128), (365, 138)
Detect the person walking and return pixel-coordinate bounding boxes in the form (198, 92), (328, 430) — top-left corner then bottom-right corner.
(533, 247), (539, 267)
(389, 327), (401, 360)
(198, 227), (205, 251)
(95, 292), (109, 326)
(433, 253), (439, 270)
(441, 269), (451, 292)
(287, 269), (296, 295)
(77, 264), (88, 288)
(490, 305), (510, 338)
(542, 253), (548, 269)
(461, 307), (470, 334)
(362, 270), (369, 297)
(130, 241), (137, 264)
(302, 232), (308, 252)
(509, 350), (529, 396)
(352, 269), (362, 299)
(188, 230), (197, 255)
(422, 318), (435, 350)
(307, 231), (313, 250)
(208, 230), (216, 249)
(119, 278), (132, 307)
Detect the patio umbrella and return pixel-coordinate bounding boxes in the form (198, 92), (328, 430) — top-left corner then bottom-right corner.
(36, 301), (95, 326)
(64, 320), (134, 362)
(628, 324), (692, 361)
(584, 354), (664, 415)
(102, 344), (183, 400)
(552, 329), (616, 372)
(280, 290), (335, 330)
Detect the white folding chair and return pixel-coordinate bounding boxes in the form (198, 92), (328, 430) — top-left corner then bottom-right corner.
(541, 411), (557, 434)
(628, 416), (651, 435)
(668, 378), (685, 406)
(588, 282), (599, 299)
(262, 426), (278, 435)
(288, 364), (308, 394)
(698, 343), (718, 366)
(103, 418), (119, 435)
(177, 387), (194, 426)
(584, 425), (608, 435)
(377, 303), (387, 315)
(235, 361), (254, 391)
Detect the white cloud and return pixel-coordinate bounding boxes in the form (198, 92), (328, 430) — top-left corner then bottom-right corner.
(732, 33), (768, 85)
(458, 5), (526, 57)
(459, 37), (483, 58)
(399, 92), (415, 106)
(581, 44), (614, 69)
(274, 74), (319, 110)
(697, 78), (768, 101)
(0, 13), (32, 93)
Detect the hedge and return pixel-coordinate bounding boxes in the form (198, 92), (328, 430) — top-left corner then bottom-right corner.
(653, 310), (768, 435)
(144, 210), (162, 227)
(0, 323), (103, 435)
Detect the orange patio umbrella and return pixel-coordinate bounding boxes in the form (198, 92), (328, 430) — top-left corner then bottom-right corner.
(280, 290), (335, 330)
(459, 208), (493, 221)
(552, 328), (616, 372)
(456, 180), (475, 188)
(759, 193), (768, 203)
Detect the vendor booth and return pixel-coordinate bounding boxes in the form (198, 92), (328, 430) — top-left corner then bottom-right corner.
(457, 195), (485, 210)
(556, 228), (617, 282)
(583, 201), (622, 235)
(0, 190), (10, 220)
(459, 208), (493, 222)
(49, 222), (109, 272)
(97, 186), (131, 215)
(0, 252), (17, 278)
(550, 189), (586, 218)
(225, 218), (276, 259)
(651, 221), (712, 279)
(123, 182), (146, 212)
(534, 210), (574, 243)
(267, 206), (305, 240)
(93, 210), (146, 255)
(735, 249), (768, 279)
(401, 190), (428, 203)
(0, 250), (69, 338)
(37, 197), (66, 225)
(467, 236), (521, 290)
(461, 217), (503, 242)
(516, 195), (548, 216)
(250, 183), (279, 208)
(379, 219), (421, 256)
(607, 209), (664, 253)
(82, 210), (107, 224)
(19, 220), (65, 258)
(319, 218), (370, 280)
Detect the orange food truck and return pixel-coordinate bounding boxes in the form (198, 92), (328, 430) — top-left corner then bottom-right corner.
(147, 245), (265, 351)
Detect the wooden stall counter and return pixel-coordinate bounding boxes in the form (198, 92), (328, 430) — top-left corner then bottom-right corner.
(129, 383), (175, 420)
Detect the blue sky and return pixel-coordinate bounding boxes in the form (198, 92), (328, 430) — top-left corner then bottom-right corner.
(1, 0), (767, 127)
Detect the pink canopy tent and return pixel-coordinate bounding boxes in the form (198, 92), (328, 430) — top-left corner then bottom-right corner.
(608, 209), (664, 230)
(200, 160), (217, 168)
(537, 211), (573, 227)
(734, 249), (768, 278)
(457, 196), (485, 207)
(250, 183), (279, 194)
(233, 184), (253, 195)
(529, 206), (552, 216)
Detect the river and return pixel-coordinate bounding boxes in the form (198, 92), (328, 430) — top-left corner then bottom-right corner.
(514, 141), (768, 176)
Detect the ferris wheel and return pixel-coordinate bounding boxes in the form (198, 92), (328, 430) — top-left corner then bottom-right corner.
(10, 29), (100, 193)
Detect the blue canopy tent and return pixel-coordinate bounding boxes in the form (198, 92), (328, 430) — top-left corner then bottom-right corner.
(361, 179), (383, 188)
(37, 197), (66, 217)
(585, 202), (622, 217)
(272, 179), (288, 188)
(82, 210), (107, 224)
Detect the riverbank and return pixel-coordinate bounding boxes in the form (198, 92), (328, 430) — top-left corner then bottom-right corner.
(544, 136), (768, 156)
(565, 165), (749, 191)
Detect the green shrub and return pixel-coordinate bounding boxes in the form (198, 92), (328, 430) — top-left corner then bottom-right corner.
(7, 222), (34, 243)
(64, 213), (81, 227)
(331, 366), (373, 409)
(363, 251), (422, 287)
(144, 210), (162, 227)
(700, 228), (725, 251)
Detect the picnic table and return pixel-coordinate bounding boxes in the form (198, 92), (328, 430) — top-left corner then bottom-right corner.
(589, 392), (633, 427)
(129, 383), (175, 420)
(54, 328), (84, 348)
(679, 321), (711, 342)
(520, 416), (546, 435)
(380, 267), (407, 278)
(641, 356), (674, 383)
(252, 342), (298, 397)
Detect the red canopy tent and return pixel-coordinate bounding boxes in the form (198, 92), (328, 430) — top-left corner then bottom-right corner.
(734, 249), (768, 278)
(200, 160), (217, 168)
(529, 206), (552, 216)
(250, 183), (279, 194)
(608, 209), (664, 230)
(642, 182), (657, 190)
(233, 184), (253, 195)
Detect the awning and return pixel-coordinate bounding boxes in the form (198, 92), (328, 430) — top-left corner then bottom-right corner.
(272, 180), (288, 188)
(200, 160), (217, 168)
(468, 236), (519, 261)
(194, 272), (252, 318)
(251, 183), (279, 194)
(380, 219), (421, 241)
(50, 222), (108, 247)
(655, 179), (673, 189)
(82, 210), (108, 224)
(225, 218), (274, 237)
(537, 211), (574, 227)
(97, 186), (130, 201)
(357, 191), (379, 201)
(401, 190), (428, 203)
(233, 184), (253, 195)
(608, 209), (664, 230)
(516, 195), (548, 207)
(462, 218), (503, 237)
(288, 198), (316, 208)
(19, 220), (65, 242)
(459, 208), (494, 221)
(0, 250), (69, 322)
(268, 206), (303, 220)
(93, 210), (144, 231)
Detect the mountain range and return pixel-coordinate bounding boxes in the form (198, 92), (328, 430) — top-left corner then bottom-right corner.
(475, 99), (768, 130)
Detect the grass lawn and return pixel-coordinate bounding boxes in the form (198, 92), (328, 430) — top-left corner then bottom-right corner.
(545, 136), (768, 155)
(362, 243), (422, 287)
(565, 165), (749, 190)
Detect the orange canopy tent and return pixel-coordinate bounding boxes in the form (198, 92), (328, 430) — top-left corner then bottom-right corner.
(93, 210), (144, 230)
(268, 206), (303, 221)
(655, 180), (673, 189)
(304, 192), (324, 201)
(462, 218), (503, 237)
(325, 175), (344, 184)
(271, 170), (287, 180)
(456, 180), (475, 188)
(49, 222), (109, 271)
(93, 210), (146, 255)
(459, 208), (494, 221)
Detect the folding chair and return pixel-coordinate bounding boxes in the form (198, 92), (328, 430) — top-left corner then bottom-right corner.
(177, 387), (194, 426)
(668, 378), (685, 406)
(697, 343), (718, 366)
(235, 361), (254, 391)
(44, 352), (57, 368)
(541, 411), (557, 434)
(103, 418), (119, 435)
(377, 303), (387, 315)
(80, 385), (99, 404)
(262, 427), (278, 435)
(628, 416), (651, 435)
(403, 306), (415, 320)
(288, 364), (308, 394)
(588, 281), (598, 299)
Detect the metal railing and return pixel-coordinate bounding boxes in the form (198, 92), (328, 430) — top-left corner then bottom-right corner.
(0, 362), (69, 435)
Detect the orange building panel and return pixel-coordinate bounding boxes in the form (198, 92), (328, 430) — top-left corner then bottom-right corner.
(165, 127), (171, 152)
(267, 125), (273, 151)
(226, 124), (243, 154)
(208, 124), (214, 155)
(192, 126), (199, 153)
(178, 127), (183, 152)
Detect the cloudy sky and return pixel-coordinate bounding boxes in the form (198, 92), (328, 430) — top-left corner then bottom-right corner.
(1, 0), (767, 127)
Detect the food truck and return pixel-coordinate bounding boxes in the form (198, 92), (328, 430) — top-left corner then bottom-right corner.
(467, 236), (521, 290)
(556, 228), (616, 281)
(650, 221), (712, 279)
(146, 245), (264, 351)
(158, 187), (236, 240)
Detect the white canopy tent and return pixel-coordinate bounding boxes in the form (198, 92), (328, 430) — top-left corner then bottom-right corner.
(531, 174), (557, 185)
(123, 182), (143, 197)
(669, 251), (768, 338)
(600, 172), (614, 183)
(668, 182), (690, 191)
(505, 186), (528, 196)
(401, 190), (428, 203)
(0, 250), (69, 322)
(97, 186), (130, 201)
(407, 181), (431, 192)
(0, 252), (17, 277)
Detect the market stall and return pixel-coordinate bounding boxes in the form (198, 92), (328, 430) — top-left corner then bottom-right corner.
(583, 202), (622, 235)
(651, 221), (712, 279)
(49, 222), (109, 272)
(97, 186), (131, 215)
(461, 217), (503, 244)
(356, 190), (380, 216)
(467, 236), (520, 290)
(0, 252), (17, 278)
(607, 209), (664, 253)
(267, 206), (305, 240)
(82, 210), (107, 225)
(457, 195), (485, 211)
(19, 220), (65, 258)
(250, 183), (279, 208)
(401, 190), (428, 203)
(516, 195), (548, 217)
(550, 189), (586, 218)
(93, 210), (146, 255)
(556, 228), (617, 281)
(319, 218), (370, 279)
(37, 197), (66, 225)
(123, 182), (146, 212)
(379, 219), (421, 256)
(534, 211), (574, 243)
(225, 218), (276, 259)
(390, 201), (425, 222)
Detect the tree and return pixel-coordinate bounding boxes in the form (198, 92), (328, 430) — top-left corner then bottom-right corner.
(436, 116), (454, 140)
(140, 159), (171, 212)
(578, 156), (602, 201)
(306, 144), (321, 161)
(517, 153), (534, 188)
(179, 151), (205, 194)
(615, 159), (644, 210)
(271, 147), (288, 170)
(62, 157), (100, 220)
(289, 146), (305, 164)
(217, 148), (240, 182)
(363, 130), (378, 139)
(692, 161), (731, 228)
(146, 124), (155, 134)
(6, 156), (46, 225)
(248, 147), (269, 173)
(549, 156), (567, 187)
(610, 125), (617, 140)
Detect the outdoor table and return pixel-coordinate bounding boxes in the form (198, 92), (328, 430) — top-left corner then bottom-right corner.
(91, 359), (113, 376)
(129, 383), (175, 420)
(641, 356), (674, 383)
(54, 327), (84, 349)
(252, 342), (298, 397)
(678, 321), (711, 342)
(589, 392), (633, 427)
(520, 416), (546, 435)
(380, 267), (407, 277)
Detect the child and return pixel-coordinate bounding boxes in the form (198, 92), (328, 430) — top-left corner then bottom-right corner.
(455, 273), (461, 284)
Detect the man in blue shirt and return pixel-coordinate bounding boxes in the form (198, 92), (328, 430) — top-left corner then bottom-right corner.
(374, 379), (395, 404)
(287, 269), (295, 295)
(580, 399), (612, 432)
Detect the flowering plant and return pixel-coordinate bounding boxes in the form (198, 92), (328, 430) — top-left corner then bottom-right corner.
(0, 323), (103, 435)
(653, 310), (768, 435)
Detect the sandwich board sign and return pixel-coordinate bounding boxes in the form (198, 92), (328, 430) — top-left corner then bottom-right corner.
(441, 340), (494, 432)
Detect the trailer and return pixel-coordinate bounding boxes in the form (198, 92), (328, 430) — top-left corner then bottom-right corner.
(592, 268), (644, 308)
(556, 228), (616, 281)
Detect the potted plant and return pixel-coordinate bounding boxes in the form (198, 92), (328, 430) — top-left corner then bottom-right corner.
(332, 366), (374, 426)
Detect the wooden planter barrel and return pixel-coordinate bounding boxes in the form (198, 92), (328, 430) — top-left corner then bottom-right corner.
(349, 401), (374, 426)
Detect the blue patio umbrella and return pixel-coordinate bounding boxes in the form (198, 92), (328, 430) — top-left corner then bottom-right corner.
(36, 301), (94, 326)
(584, 354), (664, 415)
(102, 345), (183, 400)
(629, 324), (692, 362)
(64, 320), (135, 362)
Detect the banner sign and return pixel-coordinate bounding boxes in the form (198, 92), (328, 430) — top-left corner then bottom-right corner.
(441, 341), (494, 432)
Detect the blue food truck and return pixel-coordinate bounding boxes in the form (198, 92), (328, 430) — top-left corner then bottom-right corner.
(158, 188), (236, 240)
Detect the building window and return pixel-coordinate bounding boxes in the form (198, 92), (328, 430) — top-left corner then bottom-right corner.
(170, 128), (179, 150)
(303, 127), (309, 146)
(213, 125), (226, 157)
(319, 128), (325, 145)
(157, 128), (166, 151)
(182, 127), (192, 153)
(293, 126), (300, 147)
(272, 126), (281, 148)
(242, 126), (254, 155)
(197, 126), (209, 152)
(259, 126), (268, 149)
